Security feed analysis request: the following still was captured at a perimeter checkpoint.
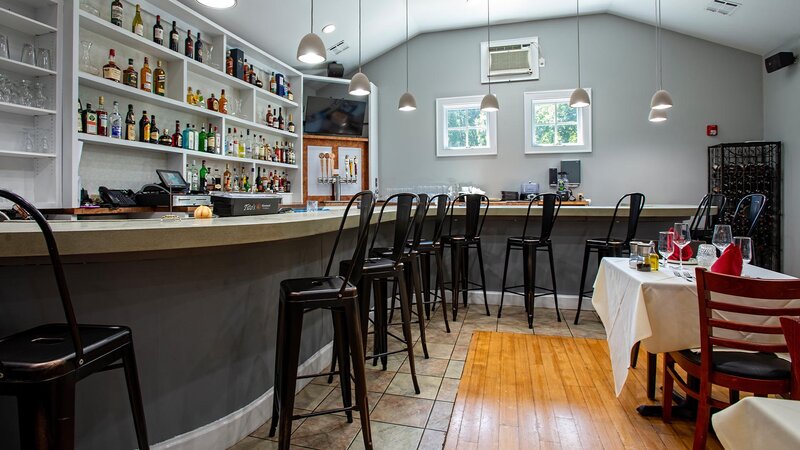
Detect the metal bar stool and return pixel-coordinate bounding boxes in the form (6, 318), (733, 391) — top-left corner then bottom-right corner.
(689, 193), (726, 243)
(269, 191), (375, 450)
(441, 193), (490, 321)
(0, 189), (150, 450)
(498, 193), (562, 328)
(575, 192), (645, 324)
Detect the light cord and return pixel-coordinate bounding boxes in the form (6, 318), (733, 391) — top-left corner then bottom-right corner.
(358, 0), (362, 72)
(657, 0), (662, 90)
(576, 0), (581, 88)
(310, 0), (314, 32)
(405, 0), (409, 91)
(487, 0), (491, 95)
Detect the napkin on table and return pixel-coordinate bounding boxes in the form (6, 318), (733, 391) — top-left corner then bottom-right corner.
(710, 245), (743, 276)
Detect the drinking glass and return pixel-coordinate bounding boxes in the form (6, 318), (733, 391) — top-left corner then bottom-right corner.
(658, 231), (674, 268)
(0, 74), (11, 102)
(0, 34), (9, 59)
(712, 224), (733, 255)
(80, 40), (99, 75)
(36, 48), (51, 70)
(673, 223), (691, 277)
(696, 244), (718, 268)
(20, 44), (35, 66)
(734, 236), (753, 265)
(14, 80), (33, 106)
(31, 82), (46, 109)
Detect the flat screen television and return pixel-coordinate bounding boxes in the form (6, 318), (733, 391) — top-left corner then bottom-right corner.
(304, 96), (367, 137)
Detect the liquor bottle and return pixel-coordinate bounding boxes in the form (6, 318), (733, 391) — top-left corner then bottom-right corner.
(153, 60), (166, 96)
(190, 160), (199, 192)
(96, 96), (108, 137)
(242, 60), (249, 81)
(272, 109), (278, 128)
(195, 89), (203, 105)
(199, 160), (208, 192)
(266, 106), (273, 127)
(132, 4), (144, 36)
(225, 50), (233, 76)
(223, 164), (231, 191)
(82, 103), (97, 135)
(231, 168), (239, 192)
(285, 174), (291, 193)
(169, 21), (179, 52)
(186, 86), (195, 105)
(125, 104), (136, 140)
(194, 32), (203, 62)
(171, 120), (182, 147)
(110, 101), (122, 139)
(185, 163), (191, 186)
(191, 124), (198, 150)
(153, 15), (164, 45)
(111, 0), (123, 27)
(158, 128), (172, 146)
(77, 100), (84, 133)
(198, 125), (207, 152)
(278, 108), (285, 130)
(255, 168), (262, 192)
(269, 72), (276, 93)
(140, 57), (152, 92)
(102, 49), (121, 83)
(274, 141), (281, 162)
(206, 93), (218, 111)
(215, 127), (222, 154)
(219, 89), (228, 114)
(287, 114), (295, 133)
(255, 75), (263, 89)
(138, 110), (150, 143)
(238, 131), (245, 158)
(206, 123), (215, 151)
(182, 123), (192, 149)
(226, 128), (234, 156)
(184, 30), (194, 58)
(248, 168), (255, 192)
(149, 114), (159, 144)
(248, 65), (255, 85)
(212, 169), (220, 191)
(287, 83), (294, 101)
(123, 58), (138, 88)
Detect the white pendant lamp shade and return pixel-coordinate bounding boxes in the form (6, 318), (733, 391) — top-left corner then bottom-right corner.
(196, 0), (236, 9)
(650, 89), (673, 110)
(297, 32), (326, 64)
(349, 71), (371, 96)
(398, 92), (417, 111)
(480, 93), (499, 112)
(569, 87), (590, 108)
(648, 108), (668, 122)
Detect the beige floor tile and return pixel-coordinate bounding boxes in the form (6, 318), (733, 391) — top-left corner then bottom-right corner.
(398, 356), (449, 377)
(309, 373), (340, 387)
(250, 408), (311, 441)
(292, 383), (335, 411)
(289, 414), (362, 449)
(426, 400), (454, 431)
(229, 436), (305, 450)
(314, 389), (383, 418)
(459, 322), (498, 334)
(497, 322), (535, 334)
(413, 341), (454, 359)
(533, 324), (573, 337)
(444, 360), (465, 379)
(455, 332), (474, 347)
(370, 393), (435, 428)
(348, 421), (425, 450)
(385, 373), (442, 400)
(449, 344), (469, 361)
(362, 368), (397, 393)
(418, 429), (447, 450)
(437, 378), (460, 402)
(365, 352), (407, 372)
(422, 327), (459, 345)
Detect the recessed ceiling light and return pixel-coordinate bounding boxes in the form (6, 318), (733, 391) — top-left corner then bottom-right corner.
(196, 0), (236, 9)
(322, 24), (336, 34)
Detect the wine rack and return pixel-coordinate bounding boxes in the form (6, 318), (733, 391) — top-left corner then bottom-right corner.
(708, 142), (781, 271)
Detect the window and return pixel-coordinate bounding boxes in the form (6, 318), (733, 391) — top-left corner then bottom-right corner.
(524, 89), (592, 154)
(436, 96), (498, 157)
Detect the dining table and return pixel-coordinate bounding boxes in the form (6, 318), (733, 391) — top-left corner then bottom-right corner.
(711, 397), (800, 450)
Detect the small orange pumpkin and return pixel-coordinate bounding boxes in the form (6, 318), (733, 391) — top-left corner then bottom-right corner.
(194, 205), (213, 219)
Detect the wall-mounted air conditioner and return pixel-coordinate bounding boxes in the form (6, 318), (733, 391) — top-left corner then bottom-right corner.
(480, 36), (541, 83)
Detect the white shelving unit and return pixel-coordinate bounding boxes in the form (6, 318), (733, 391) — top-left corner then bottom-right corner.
(0, 0), (61, 208)
(66, 0), (304, 207)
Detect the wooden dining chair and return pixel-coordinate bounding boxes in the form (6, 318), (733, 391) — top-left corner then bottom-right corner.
(779, 316), (800, 400)
(662, 269), (800, 449)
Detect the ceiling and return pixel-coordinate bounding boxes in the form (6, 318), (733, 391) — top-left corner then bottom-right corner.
(178, 0), (800, 75)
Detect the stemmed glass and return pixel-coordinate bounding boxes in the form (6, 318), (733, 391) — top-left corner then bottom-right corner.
(673, 223), (691, 278)
(734, 236), (754, 265)
(712, 224), (733, 255)
(658, 231), (674, 268)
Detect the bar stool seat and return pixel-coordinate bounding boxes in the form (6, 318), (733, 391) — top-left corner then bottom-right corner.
(585, 237), (626, 246)
(441, 235), (480, 244)
(508, 236), (547, 245)
(280, 277), (355, 300)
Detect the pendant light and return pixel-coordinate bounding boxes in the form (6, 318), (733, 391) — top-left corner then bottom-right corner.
(648, 108), (668, 123)
(650, 0), (673, 110)
(480, 0), (499, 112)
(569, 0), (590, 108)
(296, 0), (326, 64)
(349, 0), (371, 96)
(398, 0), (417, 111)
(196, 0), (236, 8)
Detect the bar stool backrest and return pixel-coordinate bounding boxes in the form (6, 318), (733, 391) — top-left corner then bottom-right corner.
(731, 193), (767, 238)
(428, 194), (451, 244)
(605, 192), (645, 245)
(370, 193), (419, 262)
(521, 193), (561, 242)
(447, 194), (490, 240)
(689, 193), (727, 240)
(325, 191), (375, 290)
(0, 190), (84, 364)
(409, 193), (430, 249)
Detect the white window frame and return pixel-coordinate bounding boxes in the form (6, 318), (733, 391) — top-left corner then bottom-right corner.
(480, 36), (541, 84)
(524, 89), (592, 154)
(436, 96), (498, 157)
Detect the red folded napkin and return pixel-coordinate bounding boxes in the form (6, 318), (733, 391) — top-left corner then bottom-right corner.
(710, 245), (743, 276)
(667, 227), (693, 261)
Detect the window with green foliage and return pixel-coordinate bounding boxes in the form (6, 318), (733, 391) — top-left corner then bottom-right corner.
(436, 96), (498, 157)
(524, 89), (592, 154)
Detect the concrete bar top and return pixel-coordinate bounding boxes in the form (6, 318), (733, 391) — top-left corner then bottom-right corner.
(0, 204), (699, 258)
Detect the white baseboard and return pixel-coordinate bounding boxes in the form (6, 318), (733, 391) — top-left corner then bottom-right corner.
(460, 290), (594, 312)
(153, 342), (334, 450)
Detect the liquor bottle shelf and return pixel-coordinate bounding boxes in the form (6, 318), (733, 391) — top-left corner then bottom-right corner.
(0, 56), (56, 77)
(0, 148), (57, 158)
(0, 7), (57, 35)
(0, 101), (56, 116)
(78, 134), (298, 170)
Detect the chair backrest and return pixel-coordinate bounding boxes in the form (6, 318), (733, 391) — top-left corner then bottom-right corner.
(370, 192), (418, 262)
(447, 193), (490, 240)
(694, 268), (800, 379)
(326, 191), (375, 290)
(605, 193), (645, 245)
(521, 193), (561, 242)
(689, 193), (727, 240)
(426, 194), (451, 243)
(409, 193), (429, 249)
(779, 316), (800, 400)
(0, 190), (85, 365)
(731, 193), (767, 238)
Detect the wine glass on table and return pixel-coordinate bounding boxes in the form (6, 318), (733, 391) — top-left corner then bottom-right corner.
(673, 223), (691, 278)
(658, 231), (674, 268)
(712, 224), (733, 255)
(734, 236), (753, 266)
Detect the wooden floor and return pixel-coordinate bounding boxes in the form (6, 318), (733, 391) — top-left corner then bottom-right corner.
(445, 332), (723, 450)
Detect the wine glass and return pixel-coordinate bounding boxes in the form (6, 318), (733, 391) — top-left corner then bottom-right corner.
(734, 236), (753, 265)
(658, 231), (674, 268)
(712, 224), (733, 255)
(673, 223), (691, 277)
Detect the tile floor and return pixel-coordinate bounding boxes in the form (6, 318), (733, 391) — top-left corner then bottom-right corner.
(230, 303), (605, 450)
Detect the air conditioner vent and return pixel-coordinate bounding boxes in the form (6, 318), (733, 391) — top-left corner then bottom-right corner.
(328, 40), (350, 55)
(480, 37), (540, 83)
(706, 0), (741, 16)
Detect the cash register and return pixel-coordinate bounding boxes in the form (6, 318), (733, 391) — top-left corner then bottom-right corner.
(135, 169), (212, 207)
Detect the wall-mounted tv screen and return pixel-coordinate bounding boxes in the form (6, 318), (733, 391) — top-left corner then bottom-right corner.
(304, 96), (367, 137)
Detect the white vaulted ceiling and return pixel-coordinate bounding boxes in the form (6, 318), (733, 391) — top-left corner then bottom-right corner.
(177, 0), (800, 74)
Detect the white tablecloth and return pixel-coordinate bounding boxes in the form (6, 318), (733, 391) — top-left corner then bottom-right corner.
(592, 258), (795, 395)
(712, 397), (800, 450)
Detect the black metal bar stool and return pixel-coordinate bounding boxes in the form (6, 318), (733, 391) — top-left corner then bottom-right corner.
(688, 193), (726, 243)
(575, 192), (645, 324)
(0, 190), (150, 450)
(441, 194), (490, 321)
(498, 193), (562, 328)
(269, 191), (375, 450)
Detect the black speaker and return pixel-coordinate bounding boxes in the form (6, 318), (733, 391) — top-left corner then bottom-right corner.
(327, 62), (344, 78)
(548, 168), (558, 186)
(765, 52), (796, 73)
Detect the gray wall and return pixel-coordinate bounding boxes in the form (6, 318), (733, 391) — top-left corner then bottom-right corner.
(340, 14), (763, 205)
(764, 37), (800, 276)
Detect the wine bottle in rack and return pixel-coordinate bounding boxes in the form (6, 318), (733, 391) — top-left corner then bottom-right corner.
(97, 96), (108, 137)
(111, 0), (123, 27)
(123, 58), (138, 88)
(140, 57), (152, 92)
(132, 5), (144, 37)
(169, 21), (179, 52)
(153, 15), (164, 45)
(102, 49), (121, 83)
(154, 60), (166, 96)
(185, 30), (194, 58)
(125, 104), (136, 140)
(110, 101), (122, 139)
